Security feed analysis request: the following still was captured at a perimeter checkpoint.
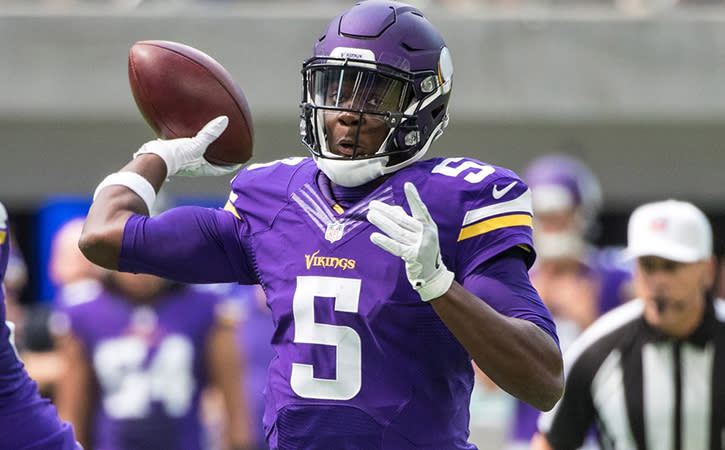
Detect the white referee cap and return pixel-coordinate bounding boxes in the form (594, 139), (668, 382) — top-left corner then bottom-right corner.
(624, 199), (712, 263)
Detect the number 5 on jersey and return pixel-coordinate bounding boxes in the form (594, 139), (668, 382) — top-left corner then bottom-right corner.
(291, 276), (362, 400)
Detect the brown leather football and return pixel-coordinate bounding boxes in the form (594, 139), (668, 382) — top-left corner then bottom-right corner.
(128, 40), (253, 165)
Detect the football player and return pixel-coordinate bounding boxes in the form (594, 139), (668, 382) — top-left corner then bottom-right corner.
(0, 201), (81, 449)
(507, 154), (634, 448)
(80, 2), (564, 448)
(524, 153), (633, 344)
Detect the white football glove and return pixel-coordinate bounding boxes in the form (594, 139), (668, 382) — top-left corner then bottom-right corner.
(367, 182), (455, 302)
(134, 115), (241, 177)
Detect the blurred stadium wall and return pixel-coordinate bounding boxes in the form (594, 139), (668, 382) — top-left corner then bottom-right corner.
(1, 4), (724, 210)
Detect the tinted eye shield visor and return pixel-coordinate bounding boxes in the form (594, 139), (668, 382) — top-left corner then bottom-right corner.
(301, 57), (432, 160)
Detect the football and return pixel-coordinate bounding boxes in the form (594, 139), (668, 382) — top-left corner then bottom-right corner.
(128, 40), (253, 165)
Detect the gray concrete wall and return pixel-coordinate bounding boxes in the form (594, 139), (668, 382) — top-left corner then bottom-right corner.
(1, 6), (723, 211)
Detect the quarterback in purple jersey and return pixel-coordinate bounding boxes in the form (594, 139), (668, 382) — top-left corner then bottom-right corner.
(80, 2), (564, 449)
(0, 202), (80, 450)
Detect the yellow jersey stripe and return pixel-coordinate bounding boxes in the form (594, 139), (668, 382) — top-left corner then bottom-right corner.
(332, 204), (344, 215)
(0, 231), (5, 244)
(458, 214), (532, 242)
(223, 200), (241, 220)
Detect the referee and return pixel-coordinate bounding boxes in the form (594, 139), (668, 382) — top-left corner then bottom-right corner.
(533, 199), (724, 450)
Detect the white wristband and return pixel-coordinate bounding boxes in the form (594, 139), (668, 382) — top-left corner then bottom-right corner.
(93, 171), (156, 213)
(414, 268), (455, 302)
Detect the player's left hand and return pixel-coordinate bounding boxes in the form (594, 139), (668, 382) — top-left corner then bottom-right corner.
(368, 182), (455, 301)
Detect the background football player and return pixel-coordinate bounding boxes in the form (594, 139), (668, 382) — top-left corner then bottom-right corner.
(506, 153), (634, 449)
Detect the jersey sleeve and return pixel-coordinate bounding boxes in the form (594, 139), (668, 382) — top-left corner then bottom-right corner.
(119, 206), (257, 284)
(455, 171), (534, 279)
(419, 158), (535, 279)
(462, 247), (559, 346)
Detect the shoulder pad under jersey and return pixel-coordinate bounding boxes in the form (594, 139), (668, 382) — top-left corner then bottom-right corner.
(224, 157), (314, 226)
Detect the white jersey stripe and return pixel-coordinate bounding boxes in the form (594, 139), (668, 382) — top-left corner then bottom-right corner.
(291, 192), (328, 232)
(643, 343), (675, 450)
(301, 185), (336, 222)
(591, 350), (635, 450)
(0, 201), (7, 226)
(461, 189), (532, 227)
(0, 201), (6, 244)
(715, 299), (725, 321)
(682, 343), (713, 450)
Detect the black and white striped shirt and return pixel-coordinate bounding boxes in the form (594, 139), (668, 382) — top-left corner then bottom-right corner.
(538, 298), (725, 450)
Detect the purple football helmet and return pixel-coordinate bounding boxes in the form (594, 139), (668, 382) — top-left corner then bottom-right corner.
(300, 0), (453, 187)
(524, 154), (602, 221)
(523, 154), (603, 259)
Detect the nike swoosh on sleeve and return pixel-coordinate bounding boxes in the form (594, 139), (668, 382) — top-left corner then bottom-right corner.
(492, 181), (518, 199)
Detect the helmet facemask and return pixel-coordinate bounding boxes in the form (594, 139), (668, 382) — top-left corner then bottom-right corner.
(300, 55), (451, 187)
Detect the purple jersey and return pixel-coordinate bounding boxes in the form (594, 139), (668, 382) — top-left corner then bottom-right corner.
(194, 283), (274, 448)
(57, 284), (225, 450)
(590, 246), (633, 315)
(234, 285), (275, 449)
(120, 157), (555, 450)
(0, 202), (78, 450)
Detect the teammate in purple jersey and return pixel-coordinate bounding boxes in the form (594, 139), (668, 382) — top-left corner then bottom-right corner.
(79, 2), (564, 448)
(53, 271), (253, 450)
(0, 201), (81, 450)
(194, 283), (274, 449)
(229, 284), (274, 450)
(507, 154), (634, 448)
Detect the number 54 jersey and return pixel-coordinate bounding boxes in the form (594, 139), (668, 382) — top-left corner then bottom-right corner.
(224, 157), (538, 450)
(55, 285), (227, 450)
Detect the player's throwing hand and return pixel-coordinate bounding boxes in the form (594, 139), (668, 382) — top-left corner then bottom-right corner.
(134, 116), (240, 177)
(368, 182), (455, 301)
